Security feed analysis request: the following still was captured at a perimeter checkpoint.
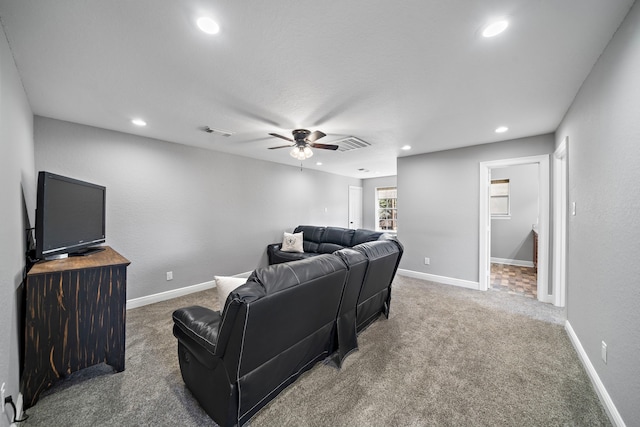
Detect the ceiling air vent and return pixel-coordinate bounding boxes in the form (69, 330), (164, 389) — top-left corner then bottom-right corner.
(333, 136), (371, 152)
(203, 126), (234, 137)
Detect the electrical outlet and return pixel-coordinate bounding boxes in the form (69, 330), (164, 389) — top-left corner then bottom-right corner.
(166, 271), (173, 281)
(601, 341), (607, 364)
(424, 257), (430, 265)
(1, 382), (5, 413)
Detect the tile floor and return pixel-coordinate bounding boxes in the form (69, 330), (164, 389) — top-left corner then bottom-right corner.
(490, 263), (537, 299)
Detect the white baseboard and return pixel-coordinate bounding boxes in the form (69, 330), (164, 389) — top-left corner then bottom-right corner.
(565, 321), (625, 427)
(126, 271), (253, 310)
(126, 280), (216, 309)
(397, 269), (480, 290)
(491, 257), (534, 268)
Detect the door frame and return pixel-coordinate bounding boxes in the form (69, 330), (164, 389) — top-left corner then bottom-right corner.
(552, 137), (568, 307)
(479, 155), (551, 303)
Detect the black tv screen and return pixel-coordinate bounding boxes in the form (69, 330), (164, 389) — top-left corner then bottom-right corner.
(36, 171), (106, 259)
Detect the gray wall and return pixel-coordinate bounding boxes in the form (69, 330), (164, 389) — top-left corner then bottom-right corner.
(491, 164), (539, 263)
(556, 1), (640, 422)
(362, 175), (397, 231)
(34, 117), (361, 300)
(397, 134), (554, 282)
(0, 26), (36, 427)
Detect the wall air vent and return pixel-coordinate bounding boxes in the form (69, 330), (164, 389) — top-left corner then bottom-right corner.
(332, 136), (371, 152)
(203, 126), (234, 137)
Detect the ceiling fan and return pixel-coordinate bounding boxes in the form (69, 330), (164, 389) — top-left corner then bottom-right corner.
(268, 129), (338, 160)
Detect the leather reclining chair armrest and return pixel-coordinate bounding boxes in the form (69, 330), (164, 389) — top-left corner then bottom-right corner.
(267, 242), (318, 265)
(266, 243), (283, 264)
(173, 306), (223, 369)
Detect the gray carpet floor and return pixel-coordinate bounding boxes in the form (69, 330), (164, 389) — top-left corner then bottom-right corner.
(22, 275), (610, 426)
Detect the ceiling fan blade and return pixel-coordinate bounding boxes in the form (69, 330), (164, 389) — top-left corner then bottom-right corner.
(306, 130), (326, 143)
(268, 144), (294, 149)
(310, 143), (339, 150)
(269, 132), (294, 142)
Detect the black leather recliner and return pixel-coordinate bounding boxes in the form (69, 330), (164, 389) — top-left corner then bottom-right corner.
(332, 248), (368, 365)
(352, 239), (403, 332)
(173, 255), (349, 427)
(172, 228), (404, 426)
(330, 239), (404, 364)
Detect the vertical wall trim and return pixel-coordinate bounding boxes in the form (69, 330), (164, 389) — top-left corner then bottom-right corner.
(553, 137), (568, 307)
(479, 165), (491, 291)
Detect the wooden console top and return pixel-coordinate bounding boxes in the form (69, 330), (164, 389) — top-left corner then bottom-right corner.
(28, 246), (130, 274)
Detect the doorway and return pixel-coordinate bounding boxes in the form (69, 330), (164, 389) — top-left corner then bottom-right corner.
(348, 186), (363, 229)
(489, 163), (540, 299)
(479, 155), (551, 304)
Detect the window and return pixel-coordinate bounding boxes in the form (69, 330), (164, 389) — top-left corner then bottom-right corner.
(490, 179), (510, 217)
(375, 187), (397, 231)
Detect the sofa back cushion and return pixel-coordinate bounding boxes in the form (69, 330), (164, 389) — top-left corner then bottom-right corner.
(302, 241), (346, 254)
(324, 226), (355, 246)
(333, 248), (369, 363)
(353, 239), (402, 329)
(294, 225), (356, 247)
(302, 240), (319, 253)
(352, 228), (384, 246)
(355, 240), (400, 300)
(294, 225), (326, 243)
(217, 254), (348, 420)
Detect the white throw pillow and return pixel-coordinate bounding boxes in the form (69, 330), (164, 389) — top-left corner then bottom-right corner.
(214, 276), (246, 311)
(281, 231), (304, 253)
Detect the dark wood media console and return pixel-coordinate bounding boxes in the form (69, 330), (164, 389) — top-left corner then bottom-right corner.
(21, 246), (130, 408)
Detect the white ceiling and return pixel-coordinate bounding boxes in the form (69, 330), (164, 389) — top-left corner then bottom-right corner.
(0, 0), (634, 178)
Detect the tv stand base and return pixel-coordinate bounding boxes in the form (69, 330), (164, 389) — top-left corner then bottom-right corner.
(22, 246), (130, 408)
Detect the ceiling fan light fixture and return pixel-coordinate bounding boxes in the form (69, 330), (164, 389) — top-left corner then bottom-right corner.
(303, 146), (313, 158)
(289, 147), (313, 160)
(290, 146), (313, 160)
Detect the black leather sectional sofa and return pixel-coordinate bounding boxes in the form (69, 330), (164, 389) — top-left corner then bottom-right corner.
(172, 226), (403, 427)
(267, 224), (393, 264)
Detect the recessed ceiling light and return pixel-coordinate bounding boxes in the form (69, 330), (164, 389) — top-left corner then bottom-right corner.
(495, 126), (509, 133)
(316, 162), (323, 166)
(197, 17), (220, 35)
(401, 145), (412, 150)
(131, 118), (147, 126)
(482, 20), (509, 37)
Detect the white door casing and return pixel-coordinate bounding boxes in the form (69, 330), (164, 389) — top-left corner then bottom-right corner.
(553, 137), (568, 307)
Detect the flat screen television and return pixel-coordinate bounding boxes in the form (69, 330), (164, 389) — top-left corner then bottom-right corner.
(35, 171), (106, 260)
